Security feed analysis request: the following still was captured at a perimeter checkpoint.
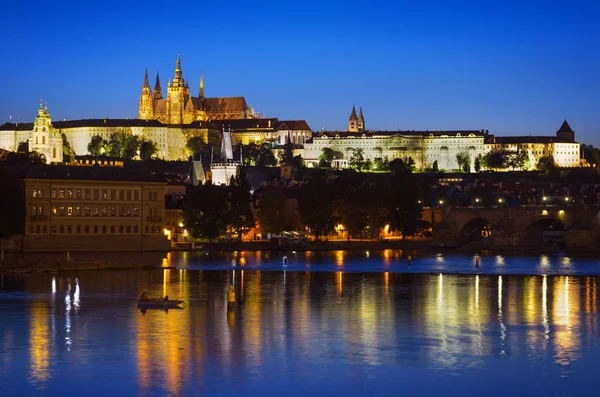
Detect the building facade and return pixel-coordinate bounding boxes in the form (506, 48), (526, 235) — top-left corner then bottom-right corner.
(303, 130), (487, 171)
(485, 120), (580, 169)
(19, 163), (169, 252)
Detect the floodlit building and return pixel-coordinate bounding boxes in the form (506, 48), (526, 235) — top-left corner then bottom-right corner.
(13, 163), (169, 252)
(485, 120), (580, 169)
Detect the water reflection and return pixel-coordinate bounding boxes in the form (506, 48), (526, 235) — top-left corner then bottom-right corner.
(1, 270), (600, 395)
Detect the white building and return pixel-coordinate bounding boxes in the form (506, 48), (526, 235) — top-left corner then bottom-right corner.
(211, 128), (240, 186)
(302, 130), (487, 171)
(485, 120), (580, 169)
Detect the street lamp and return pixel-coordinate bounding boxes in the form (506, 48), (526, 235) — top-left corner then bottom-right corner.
(564, 197), (569, 202)
(542, 196), (548, 202)
(439, 200), (444, 205)
(498, 198), (504, 203)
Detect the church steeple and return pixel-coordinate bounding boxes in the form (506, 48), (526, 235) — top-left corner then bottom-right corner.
(154, 71), (163, 100)
(357, 106), (365, 132)
(348, 105), (359, 132)
(143, 68), (150, 88)
(138, 68), (154, 120)
(173, 53), (184, 87)
(199, 73), (204, 99)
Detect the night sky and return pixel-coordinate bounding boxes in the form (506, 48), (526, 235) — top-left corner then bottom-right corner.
(1, 1), (599, 144)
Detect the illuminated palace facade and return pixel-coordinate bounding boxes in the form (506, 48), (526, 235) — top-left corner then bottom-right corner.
(301, 107), (581, 171)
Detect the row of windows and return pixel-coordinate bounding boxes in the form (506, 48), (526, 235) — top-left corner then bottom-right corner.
(28, 224), (163, 234)
(47, 188), (141, 201)
(50, 205), (142, 217)
(32, 188), (161, 202)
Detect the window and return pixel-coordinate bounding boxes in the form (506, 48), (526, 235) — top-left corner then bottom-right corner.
(67, 189), (73, 199)
(75, 206), (81, 216)
(119, 225), (124, 233)
(43, 225), (47, 233)
(111, 190), (116, 200)
(59, 189), (65, 199)
(76, 225), (81, 233)
(59, 206), (65, 216)
(59, 225), (64, 233)
(126, 207), (132, 217)
(29, 225), (33, 234)
(51, 189), (57, 199)
(119, 190), (124, 200)
(126, 225), (131, 233)
(93, 225), (98, 233)
(102, 225), (106, 233)
(134, 225), (138, 233)
(33, 190), (38, 198)
(102, 206), (108, 216)
(133, 206), (139, 216)
(85, 225), (90, 233)
(85, 189), (90, 199)
(67, 206), (73, 216)
(134, 191), (139, 200)
(93, 189), (99, 200)
(36, 225), (40, 233)
(102, 190), (108, 200)
(93, 207), (99, 216)
(32, 207), (38, 215)
(84, 206), (90, 216)
(119, 207), (125, 216)
(110, 206), (116, 216)
(75, 189), (81, 199)
(145, 226), (149, 234)
(110, 225), (115, 233)
(51, 225), (57, 233)
(127, 190), (132, 201)
(67, 225), (72, 233)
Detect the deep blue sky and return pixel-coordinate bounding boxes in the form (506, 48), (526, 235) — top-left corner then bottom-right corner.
(1, 1), (599, 144)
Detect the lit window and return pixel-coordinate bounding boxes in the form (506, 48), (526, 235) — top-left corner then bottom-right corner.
(59, 189), (65, 199)
(51, 189), (57, 199)
(32, 190), (38, 198)
(102, 190), (108, 200)
(84, 206), (90, 216)
(67, 189), (73, 199)
(67, 206), (73, 216)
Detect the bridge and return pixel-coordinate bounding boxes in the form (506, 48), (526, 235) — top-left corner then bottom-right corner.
(421, 206), (599, 249)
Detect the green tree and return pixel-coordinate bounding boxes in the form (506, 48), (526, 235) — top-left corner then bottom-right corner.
(537, 155), (556, 173)
(61, 133), (73, 162)
(387, 167), (422, 238)
(432, 160), (439, 172)
(456, 151), (471, 173)
(297, 170), (337, 240)
(186, 136), (207, 158)
(139, 139), (159, 160)
(474, 155), (482, 173)
(182, 182), (229, 242)
(241, 142), (276, 167)
(318, 147), (335, 168)
(0, 166), (25, 239)
(87, 135), (106, 157)
(256, 185), (285, 236)
(482, 149), (506, 170)
(227, 166), (255, 241)
(348, 148), (365, 171)
(372, 156), (390, 172)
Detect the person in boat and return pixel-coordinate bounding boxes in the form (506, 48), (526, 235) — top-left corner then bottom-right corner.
(140, 291), (149, 301)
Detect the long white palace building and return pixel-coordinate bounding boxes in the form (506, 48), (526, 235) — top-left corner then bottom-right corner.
(0, 99), (581, 171)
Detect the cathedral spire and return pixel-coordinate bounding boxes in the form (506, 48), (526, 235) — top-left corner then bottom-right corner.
(199, 72), (204, 99)
(175, 53), (182, 79)
(143, 68), (150, 88)
(154, 71), (163, 100)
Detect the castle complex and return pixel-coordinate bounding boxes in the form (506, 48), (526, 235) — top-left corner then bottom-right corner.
(0, 57), (582, 171)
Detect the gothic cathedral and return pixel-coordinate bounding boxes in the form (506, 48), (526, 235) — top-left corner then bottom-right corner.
(138, 54), (256, 124)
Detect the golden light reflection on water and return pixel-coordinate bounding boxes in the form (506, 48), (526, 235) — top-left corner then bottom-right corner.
(335, 250), (345, 266)
(29, 301), (50, 387)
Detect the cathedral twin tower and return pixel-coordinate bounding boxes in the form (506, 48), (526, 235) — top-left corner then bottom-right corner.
(138, 54), (253, 124)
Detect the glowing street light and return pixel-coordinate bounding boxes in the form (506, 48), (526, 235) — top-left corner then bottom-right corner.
(564, 197), (569, 202)
(542, 196), (548, 201)
(475, 198), (480, 203)
(439, 200), (445, 205)
(498, 198), (504, 203)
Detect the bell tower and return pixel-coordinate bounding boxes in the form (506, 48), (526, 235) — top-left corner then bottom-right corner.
(166, 54), (189, 124)
(138, 68), (154, 120)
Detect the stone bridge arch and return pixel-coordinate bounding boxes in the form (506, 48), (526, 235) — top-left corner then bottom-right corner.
(521, 216), (566, 248)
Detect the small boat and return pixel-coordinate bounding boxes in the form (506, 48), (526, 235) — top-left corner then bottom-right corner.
(137, 299), (184, 309)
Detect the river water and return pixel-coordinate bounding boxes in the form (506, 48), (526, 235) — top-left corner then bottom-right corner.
(2, 250), (600, 396)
